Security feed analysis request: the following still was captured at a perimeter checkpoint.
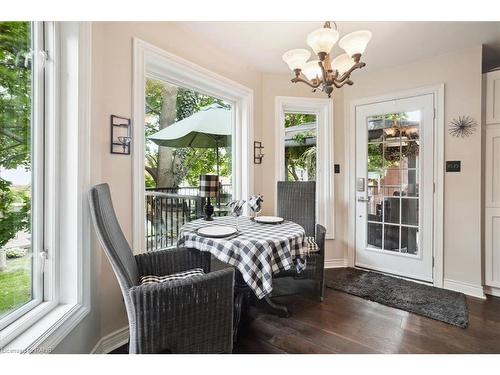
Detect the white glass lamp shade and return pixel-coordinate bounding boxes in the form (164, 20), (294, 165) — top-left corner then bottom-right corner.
(306, 27), (340, 55)
(338, 30), (372, 57)
(282, 49), (311, 71)
(302, 60), (322, 80)
(331, 53), (355, 75)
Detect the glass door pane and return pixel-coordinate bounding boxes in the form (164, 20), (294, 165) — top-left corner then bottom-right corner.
(366, 110), (421, 255)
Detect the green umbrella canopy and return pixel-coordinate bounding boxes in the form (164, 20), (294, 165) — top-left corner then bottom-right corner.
(148, 103), (231, 148)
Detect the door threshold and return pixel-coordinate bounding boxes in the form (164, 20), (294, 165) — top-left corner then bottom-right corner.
(353, 265), (434, 286)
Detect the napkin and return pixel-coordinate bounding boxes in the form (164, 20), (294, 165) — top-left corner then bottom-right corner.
(248, 194), (263, 213)
(226, 199), (246, 217)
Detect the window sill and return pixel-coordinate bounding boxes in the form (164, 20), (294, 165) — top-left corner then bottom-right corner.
(1, 302), (89, 353)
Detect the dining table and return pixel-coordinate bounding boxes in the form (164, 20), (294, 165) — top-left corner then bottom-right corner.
(177, 215), (309, 340)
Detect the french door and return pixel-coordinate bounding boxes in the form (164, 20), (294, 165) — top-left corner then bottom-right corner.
(355, 94), (434, 282)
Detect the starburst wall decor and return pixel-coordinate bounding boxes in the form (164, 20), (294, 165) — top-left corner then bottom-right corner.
(449, 115), (477, 138)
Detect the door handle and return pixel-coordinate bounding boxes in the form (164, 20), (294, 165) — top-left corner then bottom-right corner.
(357, 197), (371, 202)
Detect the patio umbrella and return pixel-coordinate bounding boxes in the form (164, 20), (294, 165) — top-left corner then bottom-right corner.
(148, 103), (231, 177)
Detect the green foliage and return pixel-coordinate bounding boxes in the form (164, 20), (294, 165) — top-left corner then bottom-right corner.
(144, 80), (232, 187)
(0, 22), (31, 169)
(284, 114), (317, 181)
(0, 256), (31, 316)
(5, 247), (27, 258)
(284, 113), (316, 129)
(367, 112), (415, 175)
(370, 112), (409, 123)
(292, 131), (314, 144)
(0, 180), (30, 248)
(299, 146), (317, 180)
(144, 171), (156, 188)
(0, 22), (32, 249)
(285, 144), (316, 181)
(368, 143), (385, 174)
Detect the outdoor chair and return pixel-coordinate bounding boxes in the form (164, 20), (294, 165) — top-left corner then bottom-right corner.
(88, 183), (234, 354)
(274, 181), (326, 301)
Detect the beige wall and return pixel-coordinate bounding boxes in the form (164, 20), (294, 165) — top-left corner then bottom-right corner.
(341, 46), (483, 288)
(259, 46), (483, 276)
(54, 21), (262, 353)
(54, 22), (483, 352)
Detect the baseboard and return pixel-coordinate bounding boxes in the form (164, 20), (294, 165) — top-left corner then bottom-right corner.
(443, 278), (486, 299)
(484, 285), (500, 298)
(324, 258), (348, 268)
(91, 326), (129, 354)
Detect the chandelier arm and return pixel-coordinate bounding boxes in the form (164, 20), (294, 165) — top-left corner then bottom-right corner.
(332, 79), (354, 89)
(291, 75), (322, 89)
(336, 61), (366, 83)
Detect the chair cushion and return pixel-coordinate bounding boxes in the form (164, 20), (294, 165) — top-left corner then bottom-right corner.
(140, 268), (205, 285)
(305, 236), (320, 253)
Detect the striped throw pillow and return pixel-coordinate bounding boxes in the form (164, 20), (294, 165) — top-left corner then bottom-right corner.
(305, 236), (320, 253)
(140, 268), (205, 285)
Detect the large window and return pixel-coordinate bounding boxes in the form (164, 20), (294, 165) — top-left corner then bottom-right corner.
(283, 112), (317, 182)
(275, 97), (333, 238)
(144, 78), (233, 250)
(0, 22), (44, 330)
(133, 38), (253, 253)
(0, 22), (91, 352)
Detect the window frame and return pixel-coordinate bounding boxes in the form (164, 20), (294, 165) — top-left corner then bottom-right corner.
(0, 21), (91, 352)
(132, 38), (254, 253)
(0, 21), (49, 331)
(275, 96), (335, 239)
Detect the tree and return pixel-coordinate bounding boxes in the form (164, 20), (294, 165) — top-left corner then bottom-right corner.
(144, 81), (231, 188)
(284, 113), (316, 129)
(367, 112), (417, 175)
(0, 22), (31, 249)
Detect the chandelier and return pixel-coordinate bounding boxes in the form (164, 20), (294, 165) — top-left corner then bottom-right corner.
(282, 22), (371, 98)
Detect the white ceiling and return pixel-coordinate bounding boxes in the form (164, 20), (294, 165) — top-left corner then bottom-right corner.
(176, 21), (500, 73)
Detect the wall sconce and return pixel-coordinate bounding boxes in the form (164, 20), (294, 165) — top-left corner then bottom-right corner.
(254, 141), (264, 164)
(111, 115), (132, 155)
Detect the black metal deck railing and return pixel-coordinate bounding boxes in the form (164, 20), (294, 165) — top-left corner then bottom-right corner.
(145, 185), (232, 252)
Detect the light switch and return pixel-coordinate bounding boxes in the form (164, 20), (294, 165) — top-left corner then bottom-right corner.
(446, 161), (461, 172)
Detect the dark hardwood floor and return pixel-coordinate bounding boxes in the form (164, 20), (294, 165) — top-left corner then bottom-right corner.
(112, 268), (500, 354)
(233, 269), (500, 354)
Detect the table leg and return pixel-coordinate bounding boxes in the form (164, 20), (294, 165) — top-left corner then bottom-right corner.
(233, 271), (252, 343)
(261, 295), (290, 318)
(233, 290), (246, 343)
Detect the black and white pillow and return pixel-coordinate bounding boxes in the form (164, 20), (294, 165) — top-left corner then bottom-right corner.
(305, 236), (320, 253)
(140, 268), (205, 285)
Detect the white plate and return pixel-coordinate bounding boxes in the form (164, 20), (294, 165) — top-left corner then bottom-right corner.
(254, 216), (284, 224)
(196, 225), (238, 238)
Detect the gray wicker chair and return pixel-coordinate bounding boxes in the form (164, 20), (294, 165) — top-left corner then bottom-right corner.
(88, 183), (234, 354)
(275, 181), (325, 301)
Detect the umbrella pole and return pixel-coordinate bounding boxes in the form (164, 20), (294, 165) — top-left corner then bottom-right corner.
(216, 143), (221, 211)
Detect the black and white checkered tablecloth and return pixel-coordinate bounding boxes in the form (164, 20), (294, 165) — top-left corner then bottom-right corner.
(177, 216), (307, 299)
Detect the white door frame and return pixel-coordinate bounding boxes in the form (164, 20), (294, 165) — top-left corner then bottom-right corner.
(274, 96), (335, 239)
(132, 38), (254, 253)
(345, 85), (444, 287)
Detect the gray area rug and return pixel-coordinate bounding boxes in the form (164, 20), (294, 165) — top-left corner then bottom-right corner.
(325, 268), (468, 328)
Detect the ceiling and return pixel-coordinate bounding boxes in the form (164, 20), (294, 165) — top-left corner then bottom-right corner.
(176, 21), (500, 74)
